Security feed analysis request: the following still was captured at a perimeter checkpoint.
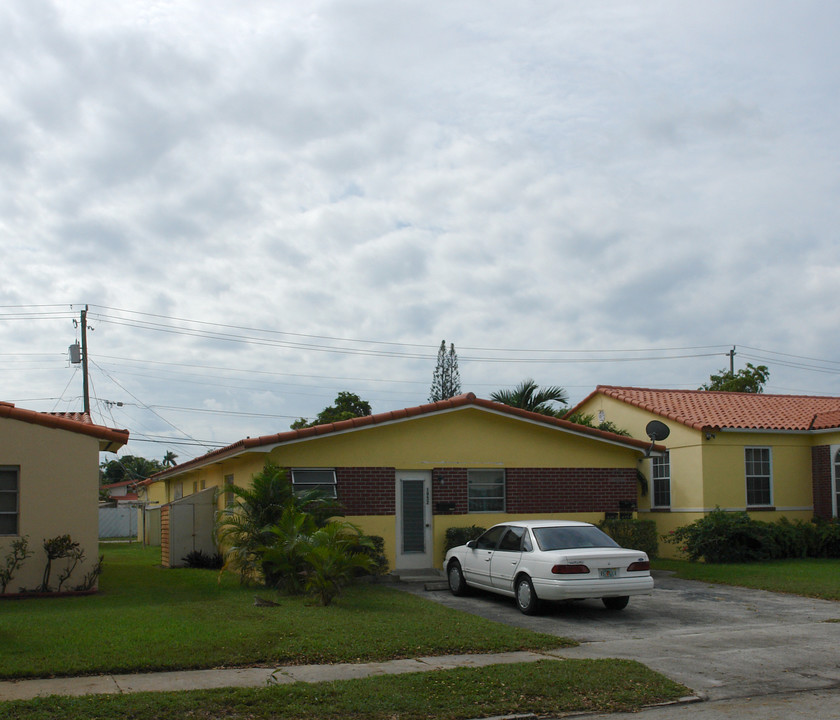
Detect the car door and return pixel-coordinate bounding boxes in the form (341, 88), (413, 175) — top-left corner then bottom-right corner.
(489, 526), (526, 592)
(462, 525), (507, 589)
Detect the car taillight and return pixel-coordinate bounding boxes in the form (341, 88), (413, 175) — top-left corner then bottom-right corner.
(551, 564), (590, 574)
(627, 561), (650, 571)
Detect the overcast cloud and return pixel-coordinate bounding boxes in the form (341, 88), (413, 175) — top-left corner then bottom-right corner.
(2, 1), (839, 461)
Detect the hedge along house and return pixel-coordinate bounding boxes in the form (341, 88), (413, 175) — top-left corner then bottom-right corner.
(0, 401), (129, 594)
(568, 386), (840, 556)
(148, 393), (661, 571)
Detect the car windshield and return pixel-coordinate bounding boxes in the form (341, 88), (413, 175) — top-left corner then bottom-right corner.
(532, 526), (620, 551)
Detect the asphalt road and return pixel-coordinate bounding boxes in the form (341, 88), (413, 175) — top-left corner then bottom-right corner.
(398, 570), (840, 714)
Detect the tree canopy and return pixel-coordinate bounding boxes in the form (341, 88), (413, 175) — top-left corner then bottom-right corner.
(291, 391), (373, 430)
(428, 340), (461, 402)
(99, 455), (164, 484)
(700, 363), (770, 393)
(490, 379), (568, 416)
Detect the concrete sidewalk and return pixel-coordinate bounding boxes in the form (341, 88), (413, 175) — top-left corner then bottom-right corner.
(2, 650), (648, 702)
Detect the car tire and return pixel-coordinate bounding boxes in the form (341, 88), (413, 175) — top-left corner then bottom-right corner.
(447, 560), (468, 596)
(602, 595), (629, 610)
(515, 575), (541, 615)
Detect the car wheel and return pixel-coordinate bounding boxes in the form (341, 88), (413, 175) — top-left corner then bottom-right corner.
(602, 595), (629, 610)
(515, 575), (541, 615)
(447, 560), (468, 596)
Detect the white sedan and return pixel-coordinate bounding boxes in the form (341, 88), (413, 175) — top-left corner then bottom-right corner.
(444, 520), (654, 614)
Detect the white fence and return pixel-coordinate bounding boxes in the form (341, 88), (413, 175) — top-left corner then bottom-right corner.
(99, 506), (138, 539)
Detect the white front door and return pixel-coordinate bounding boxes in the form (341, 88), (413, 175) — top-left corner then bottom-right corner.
(395, 471), (433, 569)
(832, 446), (840, 518)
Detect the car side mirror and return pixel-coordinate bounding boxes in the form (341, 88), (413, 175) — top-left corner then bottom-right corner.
(466, 540), (475, 549)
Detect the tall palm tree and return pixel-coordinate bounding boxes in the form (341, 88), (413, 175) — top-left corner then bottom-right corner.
(490, 379), (569, 416)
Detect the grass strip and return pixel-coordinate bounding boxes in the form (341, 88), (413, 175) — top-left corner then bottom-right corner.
(0, 659), (689, 720)
(0, 544), (570, 679)
(653, 558), (840, 601)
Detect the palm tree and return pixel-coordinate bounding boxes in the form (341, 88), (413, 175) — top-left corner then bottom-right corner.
(162, 451), (178, 467)
(215, 461), (341, 585)
(490, 379), (569, 416)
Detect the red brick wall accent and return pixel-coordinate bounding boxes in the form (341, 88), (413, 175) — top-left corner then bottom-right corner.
(314, 466), (637, 517)
(160, 504), (170, 568)
(427, 467), (636, 515)
(431, 468), (469, 514)
(336, 467), (396, 515)
(506, 468), (637, 513)
(811, 446), (833, 519)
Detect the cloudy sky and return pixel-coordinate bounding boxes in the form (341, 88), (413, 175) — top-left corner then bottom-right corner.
(2, 1), (839, 462)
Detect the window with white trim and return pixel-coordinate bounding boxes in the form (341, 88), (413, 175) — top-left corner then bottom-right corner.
(468, 469), (505, 513)
(833, 448), (840, 518)
(745, 447), (772, 507)
(291, 469), (337, 498)
(651, 451), (671, 508)
(0, 466), (19, 535)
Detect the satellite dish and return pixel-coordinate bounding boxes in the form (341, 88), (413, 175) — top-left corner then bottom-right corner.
(645, 420), (670, 442)
(644, 420), (670, 458)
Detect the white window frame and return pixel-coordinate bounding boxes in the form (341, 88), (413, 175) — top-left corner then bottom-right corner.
(467, 469), (506, 513)
(173, 481), (183, 501)
(291, 468), (337, 498)
(651, 451), (671, 509)
(745, 447), (773, 507)
(0, 466), (19, 536)
(832, 446), (840, 518)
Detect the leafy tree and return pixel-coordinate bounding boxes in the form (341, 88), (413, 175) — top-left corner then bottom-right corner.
(491, 379), (568, 416)
(700, 363), (770, 393)
(291, 391), (372, 430)
(99, 455), (163, 484)
(428, 340), (461, 402)
(162, 451), (178, 467)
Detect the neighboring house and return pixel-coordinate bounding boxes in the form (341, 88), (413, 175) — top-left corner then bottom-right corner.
(100, 479), (140, 505)
(569, 386), (840, 555)
(148, 393), (662, 570)
(0, 401), (129, 594)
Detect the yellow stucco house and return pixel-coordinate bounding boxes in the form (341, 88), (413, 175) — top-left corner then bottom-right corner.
(0, 401), (129, 594)
(569, 387), (840, 555)
(147, 393), (662, 570)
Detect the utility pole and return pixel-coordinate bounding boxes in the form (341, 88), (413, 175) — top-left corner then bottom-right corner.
(728, 346), (736, 375)
(81, 305), (91, 417)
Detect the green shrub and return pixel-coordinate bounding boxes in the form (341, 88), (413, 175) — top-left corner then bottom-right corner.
(598, 519), (659, 559)
(352, 535), (389, 576)
(664, 510), (840, 563)
(182, 550), (224, 569)
(443, 526), (486, 559)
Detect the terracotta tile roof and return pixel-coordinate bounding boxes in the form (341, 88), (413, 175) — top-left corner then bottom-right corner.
(149, 392), (660, 482)
(580, 386), (840, 432)
(0, 401), (129, 451)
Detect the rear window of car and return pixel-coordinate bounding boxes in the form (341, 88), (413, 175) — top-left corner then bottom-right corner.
(532, 526), (620, 551)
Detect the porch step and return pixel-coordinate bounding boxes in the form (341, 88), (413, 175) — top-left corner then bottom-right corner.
(390, 568), (448, 590)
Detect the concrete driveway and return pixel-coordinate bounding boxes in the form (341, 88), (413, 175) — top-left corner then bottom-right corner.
(399, 570), (840, 702)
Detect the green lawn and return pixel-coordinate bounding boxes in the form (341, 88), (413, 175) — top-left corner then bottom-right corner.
(1, 659), (689, 720)
(653, 557), (840, 601)
(0, 543), (570, 679)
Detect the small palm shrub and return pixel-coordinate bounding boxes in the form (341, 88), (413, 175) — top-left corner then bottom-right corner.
(301, 523), (375, 606)
(215, 461), (342, 585)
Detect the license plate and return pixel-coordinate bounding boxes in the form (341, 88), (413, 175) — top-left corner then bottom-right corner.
(599, 568), (617, 579)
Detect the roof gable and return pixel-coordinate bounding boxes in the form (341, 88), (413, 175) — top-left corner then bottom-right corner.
(0, 402), (129, 451)
(576, 386), (840, 432)
(150, 393), (659, 481)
